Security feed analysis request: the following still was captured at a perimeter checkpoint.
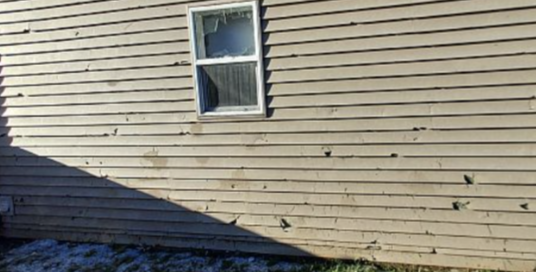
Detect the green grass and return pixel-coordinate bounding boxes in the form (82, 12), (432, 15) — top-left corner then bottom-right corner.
(288, 259), (498, 272)
(292, 261), (378, 272)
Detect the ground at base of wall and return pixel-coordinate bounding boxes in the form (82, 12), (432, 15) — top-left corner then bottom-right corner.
(0, 239), (496, 272)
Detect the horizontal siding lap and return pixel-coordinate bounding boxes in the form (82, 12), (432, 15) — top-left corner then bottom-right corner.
(11, 206), (536, 241)
(3, 167), (536, 185)
(5, 114), (536, 134)
(5, 129), (536, 147)
(4, 195), (535, 230)
(1, 0), (536, 271)
(4, 214), (536, 256)
(2, 143), (536, 157)
(9, 195), (536, 225)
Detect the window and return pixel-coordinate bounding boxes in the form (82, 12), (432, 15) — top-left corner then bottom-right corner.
(188, 1), (266, 118)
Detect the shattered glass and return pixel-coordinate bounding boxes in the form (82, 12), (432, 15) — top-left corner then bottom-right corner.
(194, 6), (255, 59)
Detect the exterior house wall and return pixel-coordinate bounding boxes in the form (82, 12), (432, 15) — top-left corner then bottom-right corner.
(1, 0), (536, 270)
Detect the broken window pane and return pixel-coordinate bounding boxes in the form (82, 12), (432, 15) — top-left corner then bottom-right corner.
(199, 62), (258, 110)
(194, 6), (255, 59)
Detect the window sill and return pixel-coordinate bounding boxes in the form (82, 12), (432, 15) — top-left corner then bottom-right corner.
(196, 110), (267, 121)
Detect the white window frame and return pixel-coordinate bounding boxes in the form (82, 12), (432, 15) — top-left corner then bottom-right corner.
(187, 1), (266, 118)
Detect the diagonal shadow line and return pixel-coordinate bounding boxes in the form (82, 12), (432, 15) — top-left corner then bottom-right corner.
(0, 53), (313, 257)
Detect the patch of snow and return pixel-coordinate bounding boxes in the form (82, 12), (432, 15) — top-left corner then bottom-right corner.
(0, 239), (303, 272)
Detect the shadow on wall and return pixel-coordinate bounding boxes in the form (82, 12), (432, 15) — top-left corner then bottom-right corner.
(0, 53), (311, 257)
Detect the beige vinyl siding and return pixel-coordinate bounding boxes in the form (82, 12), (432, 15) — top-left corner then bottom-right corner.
(1, 0), (536, 271)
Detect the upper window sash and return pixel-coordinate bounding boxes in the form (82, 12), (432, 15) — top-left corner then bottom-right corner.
(189, 2), (260, 62)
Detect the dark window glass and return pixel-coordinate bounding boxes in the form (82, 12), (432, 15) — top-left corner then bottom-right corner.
(199, 62), (258, 109)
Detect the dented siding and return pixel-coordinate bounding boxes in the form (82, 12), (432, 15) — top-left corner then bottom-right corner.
(1, 0), (536, 271)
